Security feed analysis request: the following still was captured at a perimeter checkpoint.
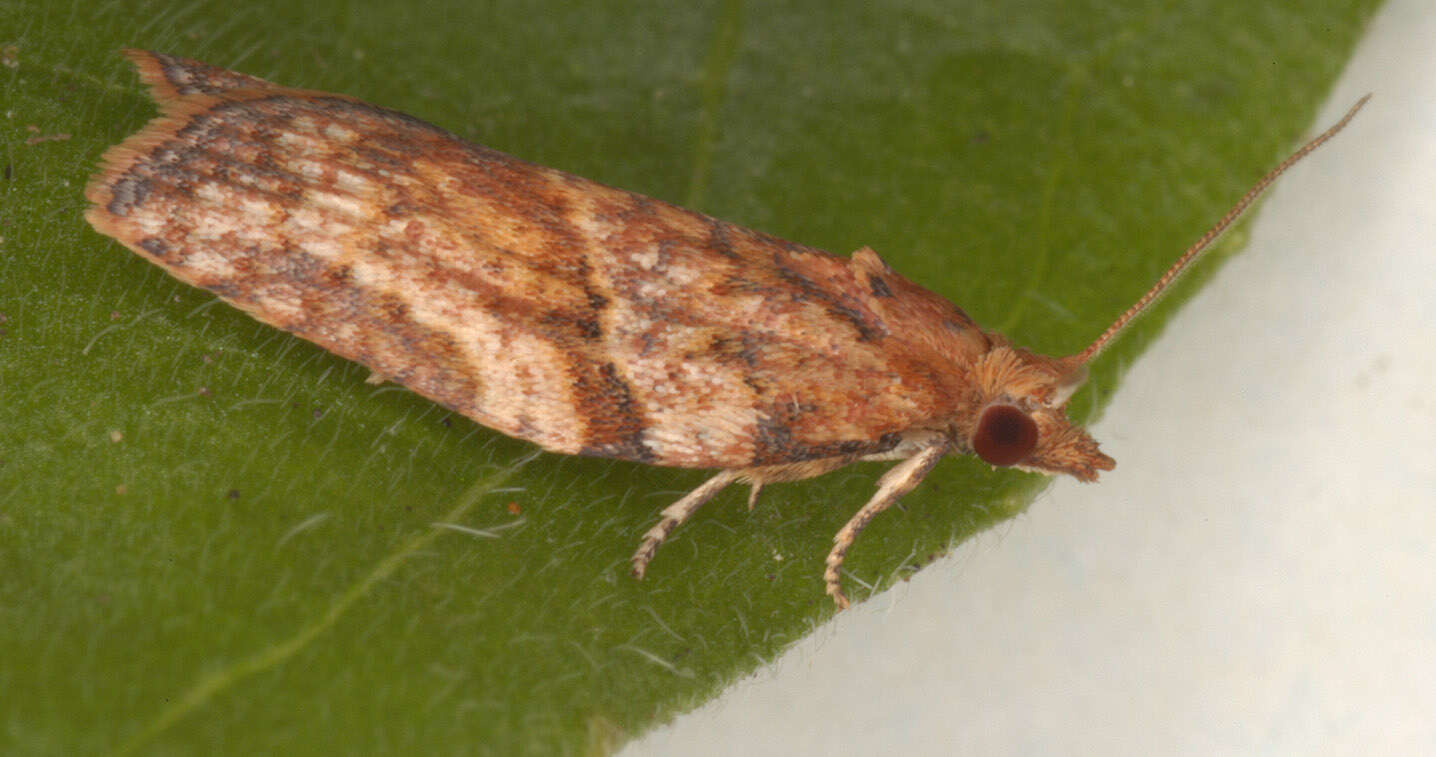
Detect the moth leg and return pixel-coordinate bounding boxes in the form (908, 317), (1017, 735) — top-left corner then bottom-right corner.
(825, 441), (949, 610)
(632, 470), (741, 579)
(740, 460), (843, 510)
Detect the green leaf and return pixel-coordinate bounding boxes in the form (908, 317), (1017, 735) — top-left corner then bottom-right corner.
(0, 1), (1377, 753)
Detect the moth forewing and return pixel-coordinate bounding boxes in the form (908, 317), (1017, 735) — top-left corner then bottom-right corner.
(85, 50), (1367, 609)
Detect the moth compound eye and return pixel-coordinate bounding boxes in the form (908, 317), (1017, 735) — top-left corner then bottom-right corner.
(972, 404), (1038, 466)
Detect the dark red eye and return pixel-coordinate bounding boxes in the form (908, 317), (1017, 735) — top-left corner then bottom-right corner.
(972, 404), (1038, 466)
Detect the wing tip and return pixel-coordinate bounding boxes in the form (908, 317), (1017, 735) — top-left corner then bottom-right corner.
(88, 49), (252, 229)
(112, 48), (277, 104)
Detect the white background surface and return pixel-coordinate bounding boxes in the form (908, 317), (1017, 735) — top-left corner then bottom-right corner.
(626, 0), (1436, 753)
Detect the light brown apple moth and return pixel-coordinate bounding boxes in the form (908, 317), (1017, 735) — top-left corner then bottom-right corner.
(86, 50), (1366, 608)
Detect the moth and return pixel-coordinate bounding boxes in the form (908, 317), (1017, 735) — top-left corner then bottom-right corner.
(86, 50), (1366, 608)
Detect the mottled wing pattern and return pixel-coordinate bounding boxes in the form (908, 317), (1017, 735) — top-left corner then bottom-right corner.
(86, 50), (986, 469)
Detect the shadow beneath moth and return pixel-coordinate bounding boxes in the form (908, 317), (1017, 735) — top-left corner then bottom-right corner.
(85, 50), (1367, 609)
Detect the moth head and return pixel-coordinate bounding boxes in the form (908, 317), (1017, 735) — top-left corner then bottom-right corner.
(959, 94), (1373, 484)
(961, 347), (1113, 481)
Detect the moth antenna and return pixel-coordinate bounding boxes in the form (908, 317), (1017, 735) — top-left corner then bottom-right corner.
(1071, 94), (1371, 366)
